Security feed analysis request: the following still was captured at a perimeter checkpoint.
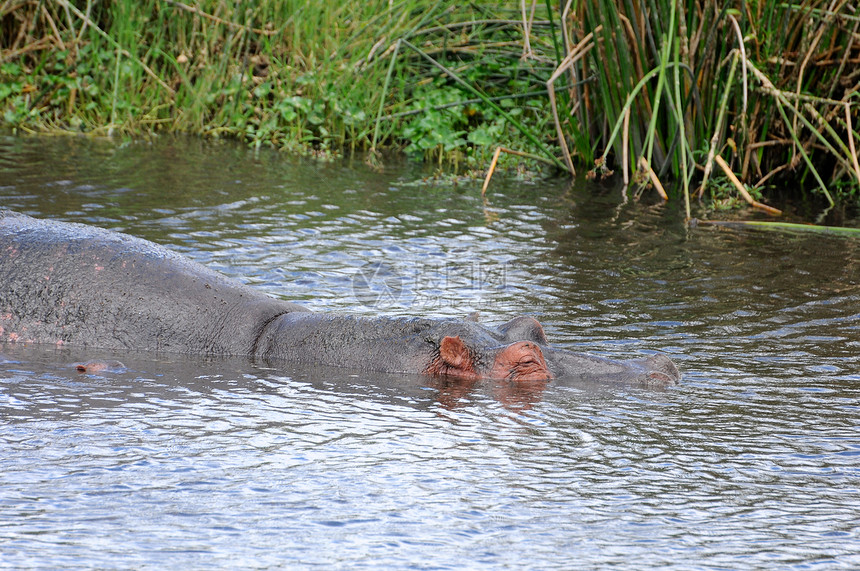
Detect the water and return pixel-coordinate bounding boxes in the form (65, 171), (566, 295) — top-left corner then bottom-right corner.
(1, 134), (858, 569)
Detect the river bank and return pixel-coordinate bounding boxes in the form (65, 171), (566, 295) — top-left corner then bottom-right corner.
(1, 1), (858, 219)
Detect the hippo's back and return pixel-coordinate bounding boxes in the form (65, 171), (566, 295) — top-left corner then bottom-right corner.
(0, 211), (303, 355)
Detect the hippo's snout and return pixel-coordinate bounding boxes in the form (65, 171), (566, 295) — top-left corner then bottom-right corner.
(542, 347), (681, 386)
(632, 353), (681, 386)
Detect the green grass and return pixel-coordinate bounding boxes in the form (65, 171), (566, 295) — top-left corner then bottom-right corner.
(1, 1), (859, 219)
(1, 1), (559, 162)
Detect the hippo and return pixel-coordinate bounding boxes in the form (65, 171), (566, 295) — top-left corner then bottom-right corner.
(0, 210), (680, 385)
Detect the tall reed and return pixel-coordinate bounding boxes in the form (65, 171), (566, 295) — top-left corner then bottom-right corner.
(556, 0), (859, 217)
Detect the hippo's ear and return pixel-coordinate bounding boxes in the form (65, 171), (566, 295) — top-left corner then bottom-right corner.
(424, 336), (479, 379)
(498, 316), (548, 345)
(439, 335), (472, 369)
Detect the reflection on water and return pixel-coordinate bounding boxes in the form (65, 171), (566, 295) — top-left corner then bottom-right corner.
(1, 134), (859, 569)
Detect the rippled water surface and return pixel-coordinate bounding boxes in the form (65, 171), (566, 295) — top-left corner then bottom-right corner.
(1, 134), (859, 569)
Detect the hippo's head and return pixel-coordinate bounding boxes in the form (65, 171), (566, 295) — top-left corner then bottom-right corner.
(256, 312), (680, 387)
(419, 316), (680, 386)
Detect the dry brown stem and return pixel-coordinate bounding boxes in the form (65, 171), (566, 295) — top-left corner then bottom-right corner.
(546, 28), (598, 176)
(845, 102), (860, 186)
(482, 147), (548, 196)
(638, 157), (668, 201)
(163, 0), (277, 36)
(715, 155), (782, 215)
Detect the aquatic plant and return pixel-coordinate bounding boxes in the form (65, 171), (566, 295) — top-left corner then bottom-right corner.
(0, 1), (858, 217)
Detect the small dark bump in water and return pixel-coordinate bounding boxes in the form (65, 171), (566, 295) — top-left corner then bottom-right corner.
(72, 360), (127, 373)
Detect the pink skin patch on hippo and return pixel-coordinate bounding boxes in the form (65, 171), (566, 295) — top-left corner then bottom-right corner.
(425, 336), (481, 380)
(488, 341), (552, 382)
(425, 336), (553, 382)
(73, 360), (126, 373)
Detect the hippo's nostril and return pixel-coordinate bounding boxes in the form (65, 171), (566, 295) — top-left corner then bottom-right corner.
(647, 354), (681, 384)
(645, 370), (676, 386)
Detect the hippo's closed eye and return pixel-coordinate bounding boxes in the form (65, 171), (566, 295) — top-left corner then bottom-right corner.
(490, 341), (553, 382)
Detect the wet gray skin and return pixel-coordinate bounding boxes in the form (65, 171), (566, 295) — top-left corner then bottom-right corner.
(0, 211), (680, 385)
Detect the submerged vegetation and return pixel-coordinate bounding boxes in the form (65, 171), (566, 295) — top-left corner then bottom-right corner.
(1, 1), (859, 218)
